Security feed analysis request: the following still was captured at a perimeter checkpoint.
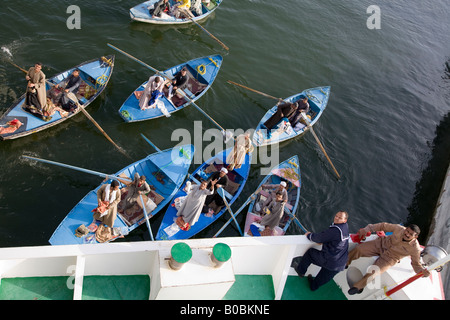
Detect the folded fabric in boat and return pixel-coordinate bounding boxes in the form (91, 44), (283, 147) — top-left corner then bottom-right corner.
(0, 119), (23, 134)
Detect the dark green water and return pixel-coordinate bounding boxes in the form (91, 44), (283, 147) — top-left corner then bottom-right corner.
(0, 0), (449, 247)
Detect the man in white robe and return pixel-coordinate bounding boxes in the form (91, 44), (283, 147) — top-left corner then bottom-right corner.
(176, 180), (214, 230)
(139, 75), (166, 110)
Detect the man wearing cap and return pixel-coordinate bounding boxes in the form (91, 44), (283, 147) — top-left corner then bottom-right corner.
(203, 167), (229, 212)
(261, 181), (288, 206)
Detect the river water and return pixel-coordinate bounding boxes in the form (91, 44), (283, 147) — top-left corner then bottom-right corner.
(0, 0), (449, 270)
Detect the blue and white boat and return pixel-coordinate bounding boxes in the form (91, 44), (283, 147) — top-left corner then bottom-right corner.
(0, 56), (115, 141)
(49, 144), (194, 245)
(156, 147), (251, 240)
(243, 156), (301, 237)
(130, 0), (223, 25)
(118, 54), (222, 122)
(252, 86), (330, 147)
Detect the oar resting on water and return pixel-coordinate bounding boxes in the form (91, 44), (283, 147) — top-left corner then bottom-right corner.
(228, 80), (341, 180)
(21, 155), (132, 184)
(8, 60), (130, 159)
(179, 9), (229, 51)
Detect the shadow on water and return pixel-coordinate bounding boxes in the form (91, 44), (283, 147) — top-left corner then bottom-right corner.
(406, 112), (450, 243)
(406, 60), (450, 244)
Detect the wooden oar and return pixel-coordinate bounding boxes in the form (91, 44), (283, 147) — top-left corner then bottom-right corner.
(9, 61), (130, 159)
(228, 80), (341, 180)
(140, 133), (161, 152)
(22, 155), (132, 183)
(217, 188), (243, 236)
(284, 206), (309, 233)
(107, 43), (235, 143)
(180, 9), (229, 51)
(213, 187), (261, 237)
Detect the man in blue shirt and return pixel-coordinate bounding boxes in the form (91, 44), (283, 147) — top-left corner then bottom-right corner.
(293, 211), (349, 291)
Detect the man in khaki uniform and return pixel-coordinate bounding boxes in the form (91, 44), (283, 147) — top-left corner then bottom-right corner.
(347, 222), (430, 295)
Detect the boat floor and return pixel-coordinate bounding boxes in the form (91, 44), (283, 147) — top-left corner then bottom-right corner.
(0, 274), (346, 300)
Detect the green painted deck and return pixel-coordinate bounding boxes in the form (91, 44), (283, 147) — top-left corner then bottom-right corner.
(0, 274), (346, 300)
(0, 275), (150, 300)
(223, 275), (347, 300)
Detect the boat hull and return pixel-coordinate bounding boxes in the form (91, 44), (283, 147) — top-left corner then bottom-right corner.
(0, 56), (115, 140)
(243, 155), (301, 237)
(156, 147), (252, 240)
(49, 144), (194, 245)
(118, 54), (222, 122)
(252, 86), (330, 147)
(129, 0), (223, 25)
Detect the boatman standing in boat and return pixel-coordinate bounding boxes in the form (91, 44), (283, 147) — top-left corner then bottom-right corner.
(57, 69), (82, 112)
(226, 131), (254, 171)
(25, 62), (47, 112)
(346, 222), (430, 295)
(293, 211), (349, 291)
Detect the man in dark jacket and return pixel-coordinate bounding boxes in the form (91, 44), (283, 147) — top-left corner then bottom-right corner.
(293, 211), (349, 291)
(263, 101), (298, 130)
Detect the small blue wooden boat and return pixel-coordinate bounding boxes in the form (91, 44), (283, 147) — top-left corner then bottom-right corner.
(130, 0), (223, 25)
(118, 54), (222, 122)
(0, 56), (115, 141)
(243, 156), (301, 237)
(49, 144), (194, 245)
(155, 147), (252, 240)
(252, 86), (330, 147)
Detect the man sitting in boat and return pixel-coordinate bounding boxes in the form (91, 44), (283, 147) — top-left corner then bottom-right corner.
(139, 75), (166, 110)
(262, 101), (298, 138)
(346, 222), (430, 295)
(168, 67), (188, 100)
(171, 0), (194, 19)
(121, 173), (151, 211)
(176, 179), (214, 231)
(258, 192), (286, 235)
(93, 180), (122, 228)
(202, 167), (229, 214)
(56, 69), (82, 112)
(150, 0), (171, 18)
(288, 97), (310, 129)
(255, 181), (288, 212)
